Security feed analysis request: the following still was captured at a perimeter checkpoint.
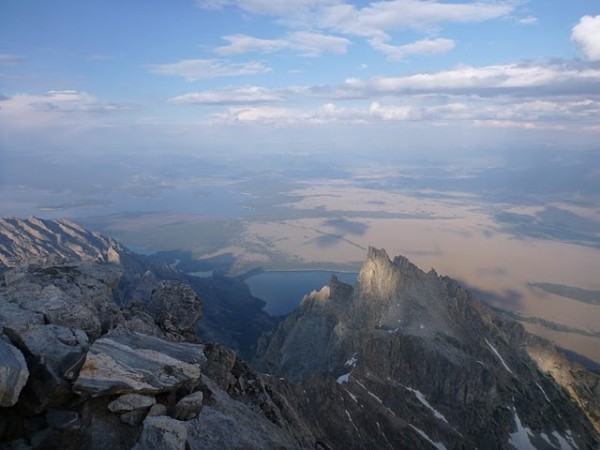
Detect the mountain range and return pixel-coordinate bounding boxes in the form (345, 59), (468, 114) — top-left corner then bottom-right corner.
(0, 217), (598, 449)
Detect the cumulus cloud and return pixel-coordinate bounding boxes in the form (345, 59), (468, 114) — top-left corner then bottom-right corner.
(169, 86), (284, 104)
(572, 15), (600, 61)
(206, 95), (600, 131)
(324, 63), (600, 98)
(188, 59), (600, 131)
(0, 90), (129, 130)
(318, 0), (514, 37)
(369, 37), (455, 60)
(147, 59), (271, 81)
(197, 0), (514, 43)
(215, 31), (350, 57)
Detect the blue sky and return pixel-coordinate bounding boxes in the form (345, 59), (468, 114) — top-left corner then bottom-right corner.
(1, 0), (600, 157)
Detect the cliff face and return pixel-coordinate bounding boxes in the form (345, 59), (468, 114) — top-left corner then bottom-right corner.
(253, 247), (600, 449)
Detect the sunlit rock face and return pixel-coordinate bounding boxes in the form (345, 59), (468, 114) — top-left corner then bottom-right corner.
(253, 247), (600, 449)
(0, 217), (126, 267)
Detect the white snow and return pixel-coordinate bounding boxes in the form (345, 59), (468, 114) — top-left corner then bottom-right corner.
(552, 430), (578, 450)
(376, 422), (394, 450)
(345, 409), (359, 432)
(420, 324), (425, 329)
(337, 373), (350, 384)
(476, 360), (485, 366)
(508, 409), (536, 450)
(344, 389), (358, 403)
(536, 382), (550, 403)
(485, 338), (514, 375)
(405, 387), (448, 423)
(345, 354), (358, 367)
(565, 430), (579, 449)
(355, 380), (396, 415)
(409, 425), (448, 450)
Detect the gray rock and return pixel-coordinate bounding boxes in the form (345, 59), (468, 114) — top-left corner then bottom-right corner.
(74, 331), (206, 396)
(2, 263), (124, 340)
(46, 409), (81, 430)
(147, 403), (167, 417)
(148, 280), (201, 336)
(108, 393), (156, 413)
(119, 409), (147, 427)
(186, 375), (313, 450)
(133, 416), (187, 450)
(3, 323), (88, 410)
(173, 391), (203, 420)
(0, 335), (29, 406)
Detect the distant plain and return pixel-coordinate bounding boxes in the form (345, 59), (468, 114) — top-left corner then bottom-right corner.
(3, 148), (599, 364)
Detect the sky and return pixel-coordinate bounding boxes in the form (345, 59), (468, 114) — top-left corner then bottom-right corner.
(1, 0), (600, 159)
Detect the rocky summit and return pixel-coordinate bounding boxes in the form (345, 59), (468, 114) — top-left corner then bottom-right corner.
(253, 247), (600, 449)
(0, 218), (599, 449)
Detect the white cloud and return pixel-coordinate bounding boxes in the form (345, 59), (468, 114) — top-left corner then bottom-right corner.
(196, 0), (339, 17)
(0, 90), (128, 130)
(571, 15), (600, 61)
(197, 0), (514, 40)
(518, 16), (538, 26)
(205, 95), (600, 131)
(369, 37), (455, 60)
(319, 0), (514, 37)
(215, 31), (350, 57)
(0, 53), (24, 66)
(169, 86), (284, 104)
(147, 59), (271, 81)
(325, 63), (600, 98)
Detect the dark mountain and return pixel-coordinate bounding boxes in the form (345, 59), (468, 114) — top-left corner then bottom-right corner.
(253, 247), (600, 449)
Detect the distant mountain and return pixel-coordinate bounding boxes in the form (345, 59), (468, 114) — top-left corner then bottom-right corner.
(253, 247), (600, 449)
(0, 216), (126, 267)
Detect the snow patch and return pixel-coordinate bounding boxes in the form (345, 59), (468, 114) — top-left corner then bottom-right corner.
(409, 425), (448, 450)
(376, 421), (394, 450)
(355, 380), (396, 415)
(405, 387), (448, 423)
(485, 338), (514, 375)
(552, 430), (578, 450)
(420, 324), (425, 329)
(508, 409), (536, 450)
(536, 382), (550, 403)
(337, 373), (350, 384)
(345, 354), (358, 367)
(344, 389), (358, 403)
(345, 409), (359, 432)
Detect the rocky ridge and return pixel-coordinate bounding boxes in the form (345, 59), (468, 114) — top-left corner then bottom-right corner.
(0, 216), (275, 357)
(0, 260), (317, 449)
(253, 247), (600, 449)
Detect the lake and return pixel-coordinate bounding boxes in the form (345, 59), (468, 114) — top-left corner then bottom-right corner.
(245, 270), (358, 316)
